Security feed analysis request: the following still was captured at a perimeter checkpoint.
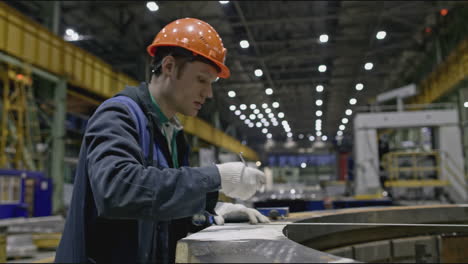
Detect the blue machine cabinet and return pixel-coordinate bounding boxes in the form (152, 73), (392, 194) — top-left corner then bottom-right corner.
(0, 169), (52, 219)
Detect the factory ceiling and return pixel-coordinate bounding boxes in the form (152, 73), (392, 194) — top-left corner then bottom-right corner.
(6, 1), (466, 152)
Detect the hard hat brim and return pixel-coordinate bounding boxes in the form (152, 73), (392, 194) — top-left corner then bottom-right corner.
(147, 44), (230, 79)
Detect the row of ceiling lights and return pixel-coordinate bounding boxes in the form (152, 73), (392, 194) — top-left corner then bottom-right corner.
(230, 2), (334, 140)
(235, 45), (379, 142)
(229, 103), (286, 139)
(335, 83), (367, 138)
(332, 29), (388, 139)
(224, 0), (293, 140)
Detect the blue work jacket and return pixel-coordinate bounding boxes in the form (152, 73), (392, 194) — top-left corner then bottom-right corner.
(55, 83), (220, 263)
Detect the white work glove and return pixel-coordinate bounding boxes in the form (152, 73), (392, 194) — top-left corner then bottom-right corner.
(216, 162), (266, 200)
(213, 202), (270, 225)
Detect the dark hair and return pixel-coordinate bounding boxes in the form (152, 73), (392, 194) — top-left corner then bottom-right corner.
(149, 46), (220, 81)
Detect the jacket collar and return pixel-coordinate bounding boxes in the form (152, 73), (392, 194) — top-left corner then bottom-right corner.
(116, 82), (189, 167)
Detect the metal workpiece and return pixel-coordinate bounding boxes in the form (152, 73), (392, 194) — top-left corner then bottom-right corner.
(176, 222), (358, 263)
(176, 205), (468, 263)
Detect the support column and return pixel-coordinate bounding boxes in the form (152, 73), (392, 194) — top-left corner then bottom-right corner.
(51, 79), (67, 214)
(51, 1), (61, 35)
(458, 88), (468, 174)
(42, 1), (60, 35)
(353, 128), (381, 195)
(435, 37), (443, 65)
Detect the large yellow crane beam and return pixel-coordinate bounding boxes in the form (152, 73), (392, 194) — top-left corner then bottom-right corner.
(409, 39), (468, 106)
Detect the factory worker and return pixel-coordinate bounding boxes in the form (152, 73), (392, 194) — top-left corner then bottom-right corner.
(55, 18), (269, 264)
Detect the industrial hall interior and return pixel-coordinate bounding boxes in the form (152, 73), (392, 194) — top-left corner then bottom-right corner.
(1, 0), (468, 263)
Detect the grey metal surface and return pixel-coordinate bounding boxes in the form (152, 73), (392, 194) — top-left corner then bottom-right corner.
(286, 205), (468, 251)
(327, 235), (440, 263)
(176, 223), (358, 263)
(177, 205), (468, 263)
(0, 216), (64, 234)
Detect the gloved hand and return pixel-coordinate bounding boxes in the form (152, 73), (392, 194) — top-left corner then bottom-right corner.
(216, 162), (265, 200)
(213, 202), (270, 225)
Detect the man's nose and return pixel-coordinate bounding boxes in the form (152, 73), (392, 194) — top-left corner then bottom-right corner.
(203, 84), (213, 99)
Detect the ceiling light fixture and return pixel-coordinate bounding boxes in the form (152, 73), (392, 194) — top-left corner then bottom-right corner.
(254, 69), (263, 77)
(319, 34), (329, 43)
(355, 83), (364, 91)
(376, 31), (386, 40)
(239, 39), (249, 48)
(318, 65), (327, 72)
(146, 1), (159, 12)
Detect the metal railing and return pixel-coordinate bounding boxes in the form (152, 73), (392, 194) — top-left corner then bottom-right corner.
(381, 151), (448, 187)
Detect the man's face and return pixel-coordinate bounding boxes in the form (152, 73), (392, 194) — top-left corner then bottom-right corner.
(169, 60), (218, 116)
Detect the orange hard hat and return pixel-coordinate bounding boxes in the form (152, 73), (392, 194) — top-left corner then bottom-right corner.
(147, 18), (230, 79)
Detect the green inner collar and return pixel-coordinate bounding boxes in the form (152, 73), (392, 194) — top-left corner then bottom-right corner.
(149, 93), (169, 123)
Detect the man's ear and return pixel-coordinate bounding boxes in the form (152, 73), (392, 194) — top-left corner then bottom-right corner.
(161, 55), (177, 80)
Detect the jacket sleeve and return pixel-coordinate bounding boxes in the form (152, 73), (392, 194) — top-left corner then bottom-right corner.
(85, 101), (221, 221)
